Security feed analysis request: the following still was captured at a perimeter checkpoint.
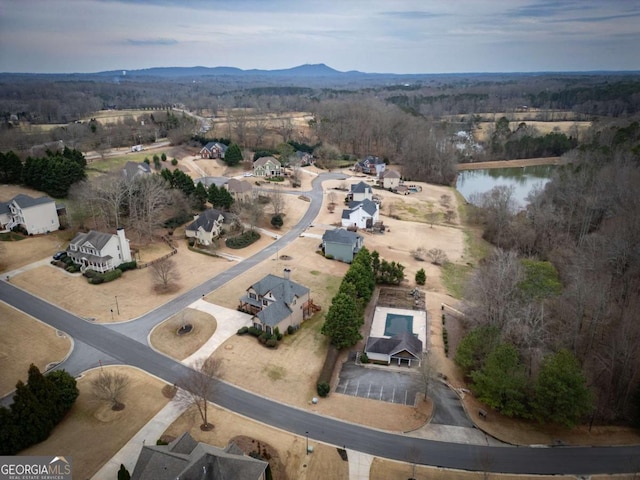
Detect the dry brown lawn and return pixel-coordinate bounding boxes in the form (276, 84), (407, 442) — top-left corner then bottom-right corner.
(21, 366), (169, 480)
(164, 403), (348, 480)
(149, 308), (217, 360)
(0, 303), (72, 396)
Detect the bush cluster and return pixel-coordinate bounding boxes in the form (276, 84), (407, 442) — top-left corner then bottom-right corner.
(226, 230), (260, 249)
(443, 327), (449, 356)
(0, 365), (79, 454)
(317, 382), (330, 397)
(117, 261), (137, 272)
(84, 268), (123, 284)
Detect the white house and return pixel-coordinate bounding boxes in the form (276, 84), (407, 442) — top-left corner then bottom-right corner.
(185, 209), (224, 246)
(379, 169), (402, 190)
(0, 194), (59, 235)
(341, 199), (379, 230)
(66, 228), (132, 273)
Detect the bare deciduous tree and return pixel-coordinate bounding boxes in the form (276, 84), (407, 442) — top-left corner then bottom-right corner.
(427, 248), (448, 266)
(411, 247), (427, 261)
(151, 257), (180, 292)
(91, 368), (130, 410)
(418, 351), (439, 401)
(177, 357), (222, 431)
(270, 185), (284, 217)
(439, 194), (452, 208)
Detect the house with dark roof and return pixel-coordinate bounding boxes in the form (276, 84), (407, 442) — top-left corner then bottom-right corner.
(131, 432), (268, 480)
(0, 194), (59, 235)
(239, 269), (311, 334)
(224, 178), (253, 202)
(200, 142), (228, 159)
(347, 181), (373, 202)
(253, 156), (281, 177)
(122, 161), (152, 179)
(66, 228), (132, 273)
(185, 209), (224, 246)
(365, 331), (422, 367)
(354, 155), (386, 176)
(322, 228), (363, 263)
(341, 199), (379, 230)
(378, 169), (402, 190)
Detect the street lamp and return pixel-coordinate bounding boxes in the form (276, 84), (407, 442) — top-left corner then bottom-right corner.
(110, 309), (114, 321)
(305, 431), (309, 455)
(115, 295), (120, 315)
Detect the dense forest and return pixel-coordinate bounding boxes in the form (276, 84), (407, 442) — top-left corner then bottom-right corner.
(1, 70), (640, 427)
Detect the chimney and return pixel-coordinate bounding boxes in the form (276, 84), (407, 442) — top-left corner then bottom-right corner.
(283, 268), (291, 280)
(117, 227), (132, 263)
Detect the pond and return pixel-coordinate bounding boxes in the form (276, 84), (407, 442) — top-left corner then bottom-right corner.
(456, 164), (557, 209)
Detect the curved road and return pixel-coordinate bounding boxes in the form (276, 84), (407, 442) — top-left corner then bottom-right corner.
(2, 173), (639, 475)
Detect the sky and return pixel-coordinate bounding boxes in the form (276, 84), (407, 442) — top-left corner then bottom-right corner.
(1, 0), (639, 74)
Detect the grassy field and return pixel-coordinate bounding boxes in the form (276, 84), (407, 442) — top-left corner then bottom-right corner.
(150, 308), (217, 360)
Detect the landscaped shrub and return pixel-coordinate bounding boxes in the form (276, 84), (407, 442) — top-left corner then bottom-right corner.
(226, 230), (260, 249)
(287, 325), (295, 335)
(266, 338), (278, 348)
(66, 265), (80, 273)
(171, 158), (178, 166)
(443, 327), (449, 356)
(259, 331), (270, 343)
(88, 276), (104, 284)
(274, 327), (283, 341)
(360, 352), (369, 364)
(103, 269), (123, 283)
(117, 261), (137, 272)
(317, 382), (330, 397)
(248, 326), (261, 337)
(83, 269), (99, 279)
(324, 254), (334, 260)
(156, 439), (168, 446)
(87, 268), (122, 284)
(237, 326), (249, 335)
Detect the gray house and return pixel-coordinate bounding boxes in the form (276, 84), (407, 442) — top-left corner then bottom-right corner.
(347, 181), (373, 202)
(185, 208), (224, 246)
(365, 332), (423, 367)
(239, 269), (311, 334)
(322, 228), (364, 263)
(131, 432), (268, 480)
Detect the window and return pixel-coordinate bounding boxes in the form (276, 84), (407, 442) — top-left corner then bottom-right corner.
(262, 299), (268, 306)
(249, 293), (256, 300)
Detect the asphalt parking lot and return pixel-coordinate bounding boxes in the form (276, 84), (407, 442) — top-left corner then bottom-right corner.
(336, 361), (421, 406)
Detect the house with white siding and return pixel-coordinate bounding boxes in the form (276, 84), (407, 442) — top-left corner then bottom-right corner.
(0, 194), (59, 234)
(341, 199), (379, 230)
(185, 209), (224, 246)
(66, 228), (132, 273)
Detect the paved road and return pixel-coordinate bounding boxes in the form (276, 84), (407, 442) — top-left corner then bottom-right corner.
(2, 173), (640, 474)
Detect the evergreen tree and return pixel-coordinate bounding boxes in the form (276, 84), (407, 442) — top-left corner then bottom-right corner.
(218, 187), (234, 210)
(321, 292), (362, 349)
(0, 150), (22, 183)
(415, 268), (426, 285)
(0, 406), (18, 455)
(532, 349), (592, 427)
(271, 214), (283, 229)
(454, 325), (501, 375)
(11, 380), (48, 451)
(47, 370), (79, 417)
(224, 143), (243, 166)
(471, 343), (529, 418)
(208, 183), (221, 206)
(26, 364), (60, 428)
(193, 181), (208, 210)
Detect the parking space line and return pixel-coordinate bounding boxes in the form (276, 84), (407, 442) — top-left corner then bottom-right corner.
(367, 383), (371, 398)
(355, 381), (360, 396)
(392, 387), (396, 403)
(342, 379), (349, 394)
(404, 390), (408, 405)
(379, 385), (383, 400)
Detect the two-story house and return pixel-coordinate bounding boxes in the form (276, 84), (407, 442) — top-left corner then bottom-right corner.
(253, 156), (281, 177)
(122, 161), (152, 179)
(224, 178), (253, 202)
(322, 228), (364, 263)
(354, 155), (386, 176)
(239, 269), (311, 334)
(185, 208), (224, 246)
(347, 181), (373, 202)
(66, 228), (132, 273)
(0, 194), (59, 234)
(341, 199), (379, 230)
(378, 169), (402, 190)
(200, 141), (228, 159)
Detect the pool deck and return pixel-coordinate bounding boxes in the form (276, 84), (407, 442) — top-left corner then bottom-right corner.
(370, 306), (427, 348)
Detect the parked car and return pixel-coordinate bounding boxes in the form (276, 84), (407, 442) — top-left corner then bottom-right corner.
(243, 172), (253, 177)
(53, 251), (66, 260)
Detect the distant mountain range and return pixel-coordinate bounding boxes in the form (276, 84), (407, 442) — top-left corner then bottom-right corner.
(97, 63), (361, 78)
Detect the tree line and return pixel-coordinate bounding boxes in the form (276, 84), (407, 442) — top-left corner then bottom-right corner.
(461, 120), (640, 426)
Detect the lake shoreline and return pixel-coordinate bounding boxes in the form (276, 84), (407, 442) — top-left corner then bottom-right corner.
(456, 156), (564, 171)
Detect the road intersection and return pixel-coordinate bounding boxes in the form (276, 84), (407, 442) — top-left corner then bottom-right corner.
(1, 172), (639, 475)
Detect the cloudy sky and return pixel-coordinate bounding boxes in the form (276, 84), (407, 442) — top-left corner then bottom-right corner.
(1, 0), (639, 74)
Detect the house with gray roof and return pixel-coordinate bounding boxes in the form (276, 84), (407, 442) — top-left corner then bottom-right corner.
(131, 432), (268, 480)
(347, 181), (373, 202)
(354, 155), (386, 176)
(341, 198), (379, 230)
(253, 156), (281, 177)
(185, 208), (224, 246)
(224, 178), (253, 202)
(122, 161), (152, 179)
(322, 228), (364, 263)
(378, 169), (402, 190)
(365, 331), (422, 367)
(239, 269), (311, 334)
(200, 141), (228, 159)
(0, 194), (59, 235)
(66, 228), (132, 273)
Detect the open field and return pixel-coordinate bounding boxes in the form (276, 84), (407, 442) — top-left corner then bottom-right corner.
(456, 156), (564, 170)
(0, 303), (72, 396)
(474, 120), (591, 142)
(22, 366), (169, 480)
(80, 108), (157, 124)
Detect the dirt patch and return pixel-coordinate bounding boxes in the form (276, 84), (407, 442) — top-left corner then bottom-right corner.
(0, 303), (72, 396)
(150, 308), (217, 361)
(21, 366), (169, 480)
(230, 435), (285, 479)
